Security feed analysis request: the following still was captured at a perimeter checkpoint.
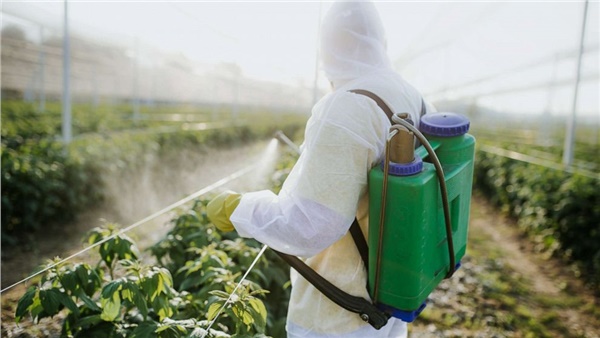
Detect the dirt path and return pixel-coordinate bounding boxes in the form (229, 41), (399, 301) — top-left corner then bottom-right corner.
(470, 206), (560, 295)
(410, 195), (600, 337)
(470, 196), (599, 337)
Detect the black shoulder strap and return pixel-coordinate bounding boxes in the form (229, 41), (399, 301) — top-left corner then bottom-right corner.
(349, 218), (369, 271)
(272, 248), (389, 329)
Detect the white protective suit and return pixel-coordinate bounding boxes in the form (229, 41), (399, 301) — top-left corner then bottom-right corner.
(230, 1), (433, 337)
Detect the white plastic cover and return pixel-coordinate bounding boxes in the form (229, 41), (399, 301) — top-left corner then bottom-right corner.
(231, 1), (432, 337)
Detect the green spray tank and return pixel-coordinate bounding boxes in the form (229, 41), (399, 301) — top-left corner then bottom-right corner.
(271, 111), (475, 329)
(368, 112), (475, 322)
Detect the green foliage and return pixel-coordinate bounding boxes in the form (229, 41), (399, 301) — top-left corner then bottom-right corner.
(149, 199), (290, 337)
(15, 197), (291, 337)
(10, 100), (300, 336)
(1, 100), (307, 246)
(1, 101), (59, 144)
(15, 259), (103, 325)
(207, 287), (269, 335)
(1, 139), (102, 245)
(87, 224), (140, 278)
(474, 148), (600, 291)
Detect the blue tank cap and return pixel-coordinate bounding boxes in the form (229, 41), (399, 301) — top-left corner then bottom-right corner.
(382, 154), (423, 176)
(419, 112), (470, 137)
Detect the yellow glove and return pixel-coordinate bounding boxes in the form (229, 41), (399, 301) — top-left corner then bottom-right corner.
(206, 191), (242, 232)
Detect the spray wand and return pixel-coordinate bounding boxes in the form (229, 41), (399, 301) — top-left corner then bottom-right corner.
(202, 132), (300, 336)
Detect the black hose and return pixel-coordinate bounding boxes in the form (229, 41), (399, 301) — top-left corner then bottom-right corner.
(391, 115), (456, 278)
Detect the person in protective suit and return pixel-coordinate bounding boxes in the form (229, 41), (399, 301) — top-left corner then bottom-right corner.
(207, 1), (434, 337)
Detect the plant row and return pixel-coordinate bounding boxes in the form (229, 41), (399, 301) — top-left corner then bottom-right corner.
(469, 121), (599, 173)
(474, 148), (600, 292)
(15, 198), (292, 337)
(1, 101), (306, 245)
(12, 127), (301, 337)
(13, 138), (301, 337)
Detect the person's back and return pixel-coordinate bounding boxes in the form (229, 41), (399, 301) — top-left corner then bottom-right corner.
(208, 2), (432, 337)
(285, 70), (424, 338)
(278, 1), (429, 334)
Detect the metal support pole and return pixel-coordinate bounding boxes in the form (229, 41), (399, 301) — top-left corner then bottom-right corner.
(62, 0), (72, 144)
(39, 26), (46, 113)
(212, 79), (218, 121)
(132, 37), (140, 123)
(562, 0), (588, 166)
(92, 65), (99, 109)
(232, 73), (239, 121)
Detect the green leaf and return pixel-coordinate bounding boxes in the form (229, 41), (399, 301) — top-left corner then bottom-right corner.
(39, 288), (62, 315)
(60, 271), (78, 293)
(197, 269), (219, 284)
(73, 320), (119, 338)
(242, 309), (254, 326)
(248, 298), (267, 325)
(74, 314), (103, 330)
(232, 304), (254, 327)
(143, 270), (163, 302)
(56, 291), (80, 316)
(121, 287), (133, 303)
(15, 287), (37, 323)
(127, 283), (148, 319)
(87, 231), (100, 245)
(208, 290), (230, 300)
(154, 324), (172, 333)
(155, 274), (165, 298)
(178, 276), (201, 291)
(153, 296), (173, 321)
(101, 280), (122, 299)
(155, 323), (171, 333)
(131, 321), (159, 338)
(78, 292), (101, 312)
(100, 289), (121, 321)
(206, 302), (222, 321)
(75, 264), (102, 296)
(159, 268), (173, 288)
(74, 264), (92, 288)
(249, 269), (268, 285)
(28, 295), (45, 321)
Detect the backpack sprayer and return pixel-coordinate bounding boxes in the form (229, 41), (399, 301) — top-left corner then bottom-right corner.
(273, 91), (475, 329)
(368, 109), (475, 322)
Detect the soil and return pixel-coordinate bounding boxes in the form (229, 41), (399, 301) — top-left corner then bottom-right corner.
(469, 195), (599, 335)
(409, 194), (600, 338)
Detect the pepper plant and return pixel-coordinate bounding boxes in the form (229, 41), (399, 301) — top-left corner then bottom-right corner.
(15, 198), (290, 337)
(15, 148), (299, 337)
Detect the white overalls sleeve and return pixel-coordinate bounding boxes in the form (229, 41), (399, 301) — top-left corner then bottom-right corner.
(230, 92), (386, 257)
